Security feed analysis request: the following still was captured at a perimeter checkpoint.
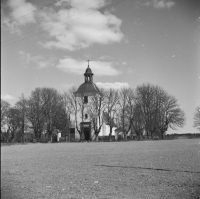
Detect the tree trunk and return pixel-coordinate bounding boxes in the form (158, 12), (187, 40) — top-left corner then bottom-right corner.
(21, 121), (24, 143)
(136, 131), (140, 140)
(109, 126), (113, 141)
(124, 133), (127, 141)
(11, 129), (15, 142)
(75, 122), (81, 142)
(145, 128), (149, 139)
(93, 132), (97, 141)
(93, 124), (102, 142)
(160, 131), (165, 139)
(94, 130), (99, 141)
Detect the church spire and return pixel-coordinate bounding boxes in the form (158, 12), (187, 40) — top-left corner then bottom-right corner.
(84, 60), (93, 83)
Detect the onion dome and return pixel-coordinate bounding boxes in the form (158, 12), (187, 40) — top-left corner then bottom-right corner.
(84, 67), (93, 76)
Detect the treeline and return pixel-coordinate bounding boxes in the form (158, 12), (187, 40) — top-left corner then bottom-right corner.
(1, 88), (69, 142)
(1, 83), (190, 142)
(165, 133), (200, 140)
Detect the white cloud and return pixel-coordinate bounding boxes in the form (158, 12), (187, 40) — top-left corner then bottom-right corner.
(99, 55), (113, 60)
(56, 57), (121, 76)
(144, 0), (175, 9)
(2, 0), (123, 49)
(154, 0), (175, 9)
(1, 94), (17, 100)
(96, 82), (129, 89)
(122, 61), (127, 65)
(1, 0), (37, 34)
(39, 0), (123, 50)
(55, 0), (107, 10)
(19, 51), (54, 69)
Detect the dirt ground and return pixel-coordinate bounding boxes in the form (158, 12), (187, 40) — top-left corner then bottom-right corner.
(1, 139), (200, 199)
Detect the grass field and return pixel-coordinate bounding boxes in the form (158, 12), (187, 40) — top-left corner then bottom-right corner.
(1, 139), (200, 199)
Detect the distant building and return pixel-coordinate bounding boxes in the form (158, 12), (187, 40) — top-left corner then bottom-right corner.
(98, 112), (117, 138)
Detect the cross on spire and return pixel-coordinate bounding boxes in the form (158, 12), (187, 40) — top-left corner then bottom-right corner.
(87, 60), (90, 67)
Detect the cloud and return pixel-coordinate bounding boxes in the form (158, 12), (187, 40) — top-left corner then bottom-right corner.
(1, 94), (17, 100)
(144, 0), (175, 9)
(96, 82), (129, 89)
(19, 50), (54, 69)
(1, 0), (37, 34)
(55, 0), (107, 10)
(61, 83), (75, 89)
(56, 57), (121, 76)
(2, 0), (123, 49)
(38, 0), (123, 50)
(99, 55), (113, 60)
(127, 68), (134, 73)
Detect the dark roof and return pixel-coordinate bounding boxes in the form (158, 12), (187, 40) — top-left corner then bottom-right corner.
(84, 67), (93, 76)
(74, 82), (100, 97)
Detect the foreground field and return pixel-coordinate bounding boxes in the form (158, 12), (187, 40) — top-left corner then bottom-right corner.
(1, 139), (200, 199)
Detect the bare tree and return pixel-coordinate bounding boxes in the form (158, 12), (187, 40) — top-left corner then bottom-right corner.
(7, 108), (21, 142)
(53, 94), (71, 141)
(117, 88), (135, 140)
(156, 94), (185, 139)
(26, 87), (71, 140)
(87, 88), (106, 141)
(62, 91), (75, 141)
(27, 88), (45, 138)
(65, 87), (84, 141)
(103, 88), (119, 141)
(193, 106), (200, 131)
(135, 83), (185, 139)
(135, 83), (158, 139)
(1, 99), (11, 130)
(1, 99), (11, 142)
(77, 95), (87, 141)
(131, 103), (145, 140)
(40, 87), (64, 139)
(15, 94), (28, 142)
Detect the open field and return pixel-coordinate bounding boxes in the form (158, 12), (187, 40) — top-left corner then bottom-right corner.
(1, 139), (200, 199)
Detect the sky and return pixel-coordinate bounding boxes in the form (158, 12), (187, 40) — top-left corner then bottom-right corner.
(1, 0), (200, 134)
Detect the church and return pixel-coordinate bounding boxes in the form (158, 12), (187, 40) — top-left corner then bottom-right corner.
(71, 62), (117, 141)
(71, 61), (132, 141)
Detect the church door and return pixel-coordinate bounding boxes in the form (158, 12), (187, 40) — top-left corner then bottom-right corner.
(52, 134), (57, 142)
(84, 128), (90, 141)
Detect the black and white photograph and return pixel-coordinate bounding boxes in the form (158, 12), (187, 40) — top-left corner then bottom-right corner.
(1, 0), (200, 198)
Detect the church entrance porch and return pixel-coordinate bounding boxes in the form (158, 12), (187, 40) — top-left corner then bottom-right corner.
(84, 128), (90, 141)
(80, 122), (91, 141)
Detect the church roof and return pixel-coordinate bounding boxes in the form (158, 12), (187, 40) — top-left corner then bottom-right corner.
(84, 67), (93, 76)
(74, 82), (100, 97)
(74, 63), (100, 97)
